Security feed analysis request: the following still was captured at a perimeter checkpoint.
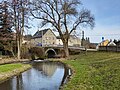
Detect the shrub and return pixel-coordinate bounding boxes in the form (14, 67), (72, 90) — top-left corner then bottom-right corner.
(29, 47), (45, 60)
(20, 45), (31, 59)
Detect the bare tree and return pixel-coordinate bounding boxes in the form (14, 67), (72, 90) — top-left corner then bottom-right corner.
(30, 0), (95, 57)
(12, 0), (29, 59)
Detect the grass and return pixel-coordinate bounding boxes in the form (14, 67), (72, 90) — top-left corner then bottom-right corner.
(0, 64), (23, 73)
(0, 63), (31, 83)
(61, 52), (120, 90)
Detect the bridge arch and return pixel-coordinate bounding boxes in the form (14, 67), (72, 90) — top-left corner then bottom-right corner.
(45, 48), (57, 58)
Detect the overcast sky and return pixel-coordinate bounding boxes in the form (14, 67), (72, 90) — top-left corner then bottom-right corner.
(82, 0), (120, 43)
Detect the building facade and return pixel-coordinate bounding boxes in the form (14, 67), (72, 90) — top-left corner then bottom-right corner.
(31, 29), (56, 46)
(31, 29), (81, 47)
(56, 35), (81, 47)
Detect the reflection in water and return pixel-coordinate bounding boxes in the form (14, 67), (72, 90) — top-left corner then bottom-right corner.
(33, 62), (58, 77)
(0, 61), (69, 90)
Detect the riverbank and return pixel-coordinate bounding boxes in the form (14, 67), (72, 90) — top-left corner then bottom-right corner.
(0, 57), (30, 65)
(0, 63), (31, 84)
(58, 52), (120, 90)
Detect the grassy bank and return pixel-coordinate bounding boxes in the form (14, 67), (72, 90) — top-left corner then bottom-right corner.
(0, 63), (31, 83)
(61, 52), (120, 90)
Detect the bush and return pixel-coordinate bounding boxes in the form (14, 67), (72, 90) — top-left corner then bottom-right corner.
(29, 47), (45, 60)
(21, 52), (31, 59)
(20, 45), (31, 59)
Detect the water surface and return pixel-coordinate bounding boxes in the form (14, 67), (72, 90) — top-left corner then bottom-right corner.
(0, 61), (70, 90)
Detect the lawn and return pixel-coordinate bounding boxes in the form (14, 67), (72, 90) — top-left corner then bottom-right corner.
(0, 64), (24, 73)
(0, 63), (31, 83)
(62, 52), (120, 90)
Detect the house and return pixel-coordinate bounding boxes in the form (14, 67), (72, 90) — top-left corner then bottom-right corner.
(96, 39), (109, 50)
(56, 36), (63, 46)
(99, 39), (109, 46)
(107, 41), (116, 46)
(31, 29), (81, 47)
(98, 39), (116, 47)
(68, 35), (81, 47)
(89, 43), (98, 49)
(56, 35), (81, 47)
(31, 29), (56, 46)
(114, 40), (120, 46)
(98, 39), (118, 51)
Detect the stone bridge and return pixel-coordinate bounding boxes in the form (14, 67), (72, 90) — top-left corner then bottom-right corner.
(43, 46), (85, 58)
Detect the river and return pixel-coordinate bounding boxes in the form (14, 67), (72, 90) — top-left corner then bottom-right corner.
(0, 61), (71, 90)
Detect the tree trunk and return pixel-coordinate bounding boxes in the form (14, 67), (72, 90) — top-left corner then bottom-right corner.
(10, 45), (15, 58)
(63, 41), (69, 58)
(11, 50), (15, 58)
(17, 38), (20, 60)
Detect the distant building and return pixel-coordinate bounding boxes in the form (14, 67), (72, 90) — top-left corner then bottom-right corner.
(56, 36), (63, 46)
(31, 29), (81, 47)
(107, 41), (116, 46)
(114, 40), (120, 46)
(98, 39), (116, 47)
(56, 35), (81, 47)
(99, 39), (109, 46)
(68, 35), (81, 47)
(98, 39), (118, 51)
(89, 43), (98, 49)
(81, 37), (90, 48)
(31, 29), (56, 46)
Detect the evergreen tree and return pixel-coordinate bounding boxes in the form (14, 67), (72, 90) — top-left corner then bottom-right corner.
(0, 1), (13, 42)
(0, 1), (13, 55)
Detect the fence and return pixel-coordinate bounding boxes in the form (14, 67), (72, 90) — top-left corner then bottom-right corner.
(99, 46), (120, 52)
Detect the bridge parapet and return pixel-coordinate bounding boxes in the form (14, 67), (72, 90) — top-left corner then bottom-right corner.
(32, 46), (85, 58)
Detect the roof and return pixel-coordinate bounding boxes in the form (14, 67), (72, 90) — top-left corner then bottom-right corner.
(56, 36), (61, 39)
(33, 29), (50, 38)
(100, 39), (109, 43)
(70, 35), (79, 39)
(107, 41), (116, 46)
